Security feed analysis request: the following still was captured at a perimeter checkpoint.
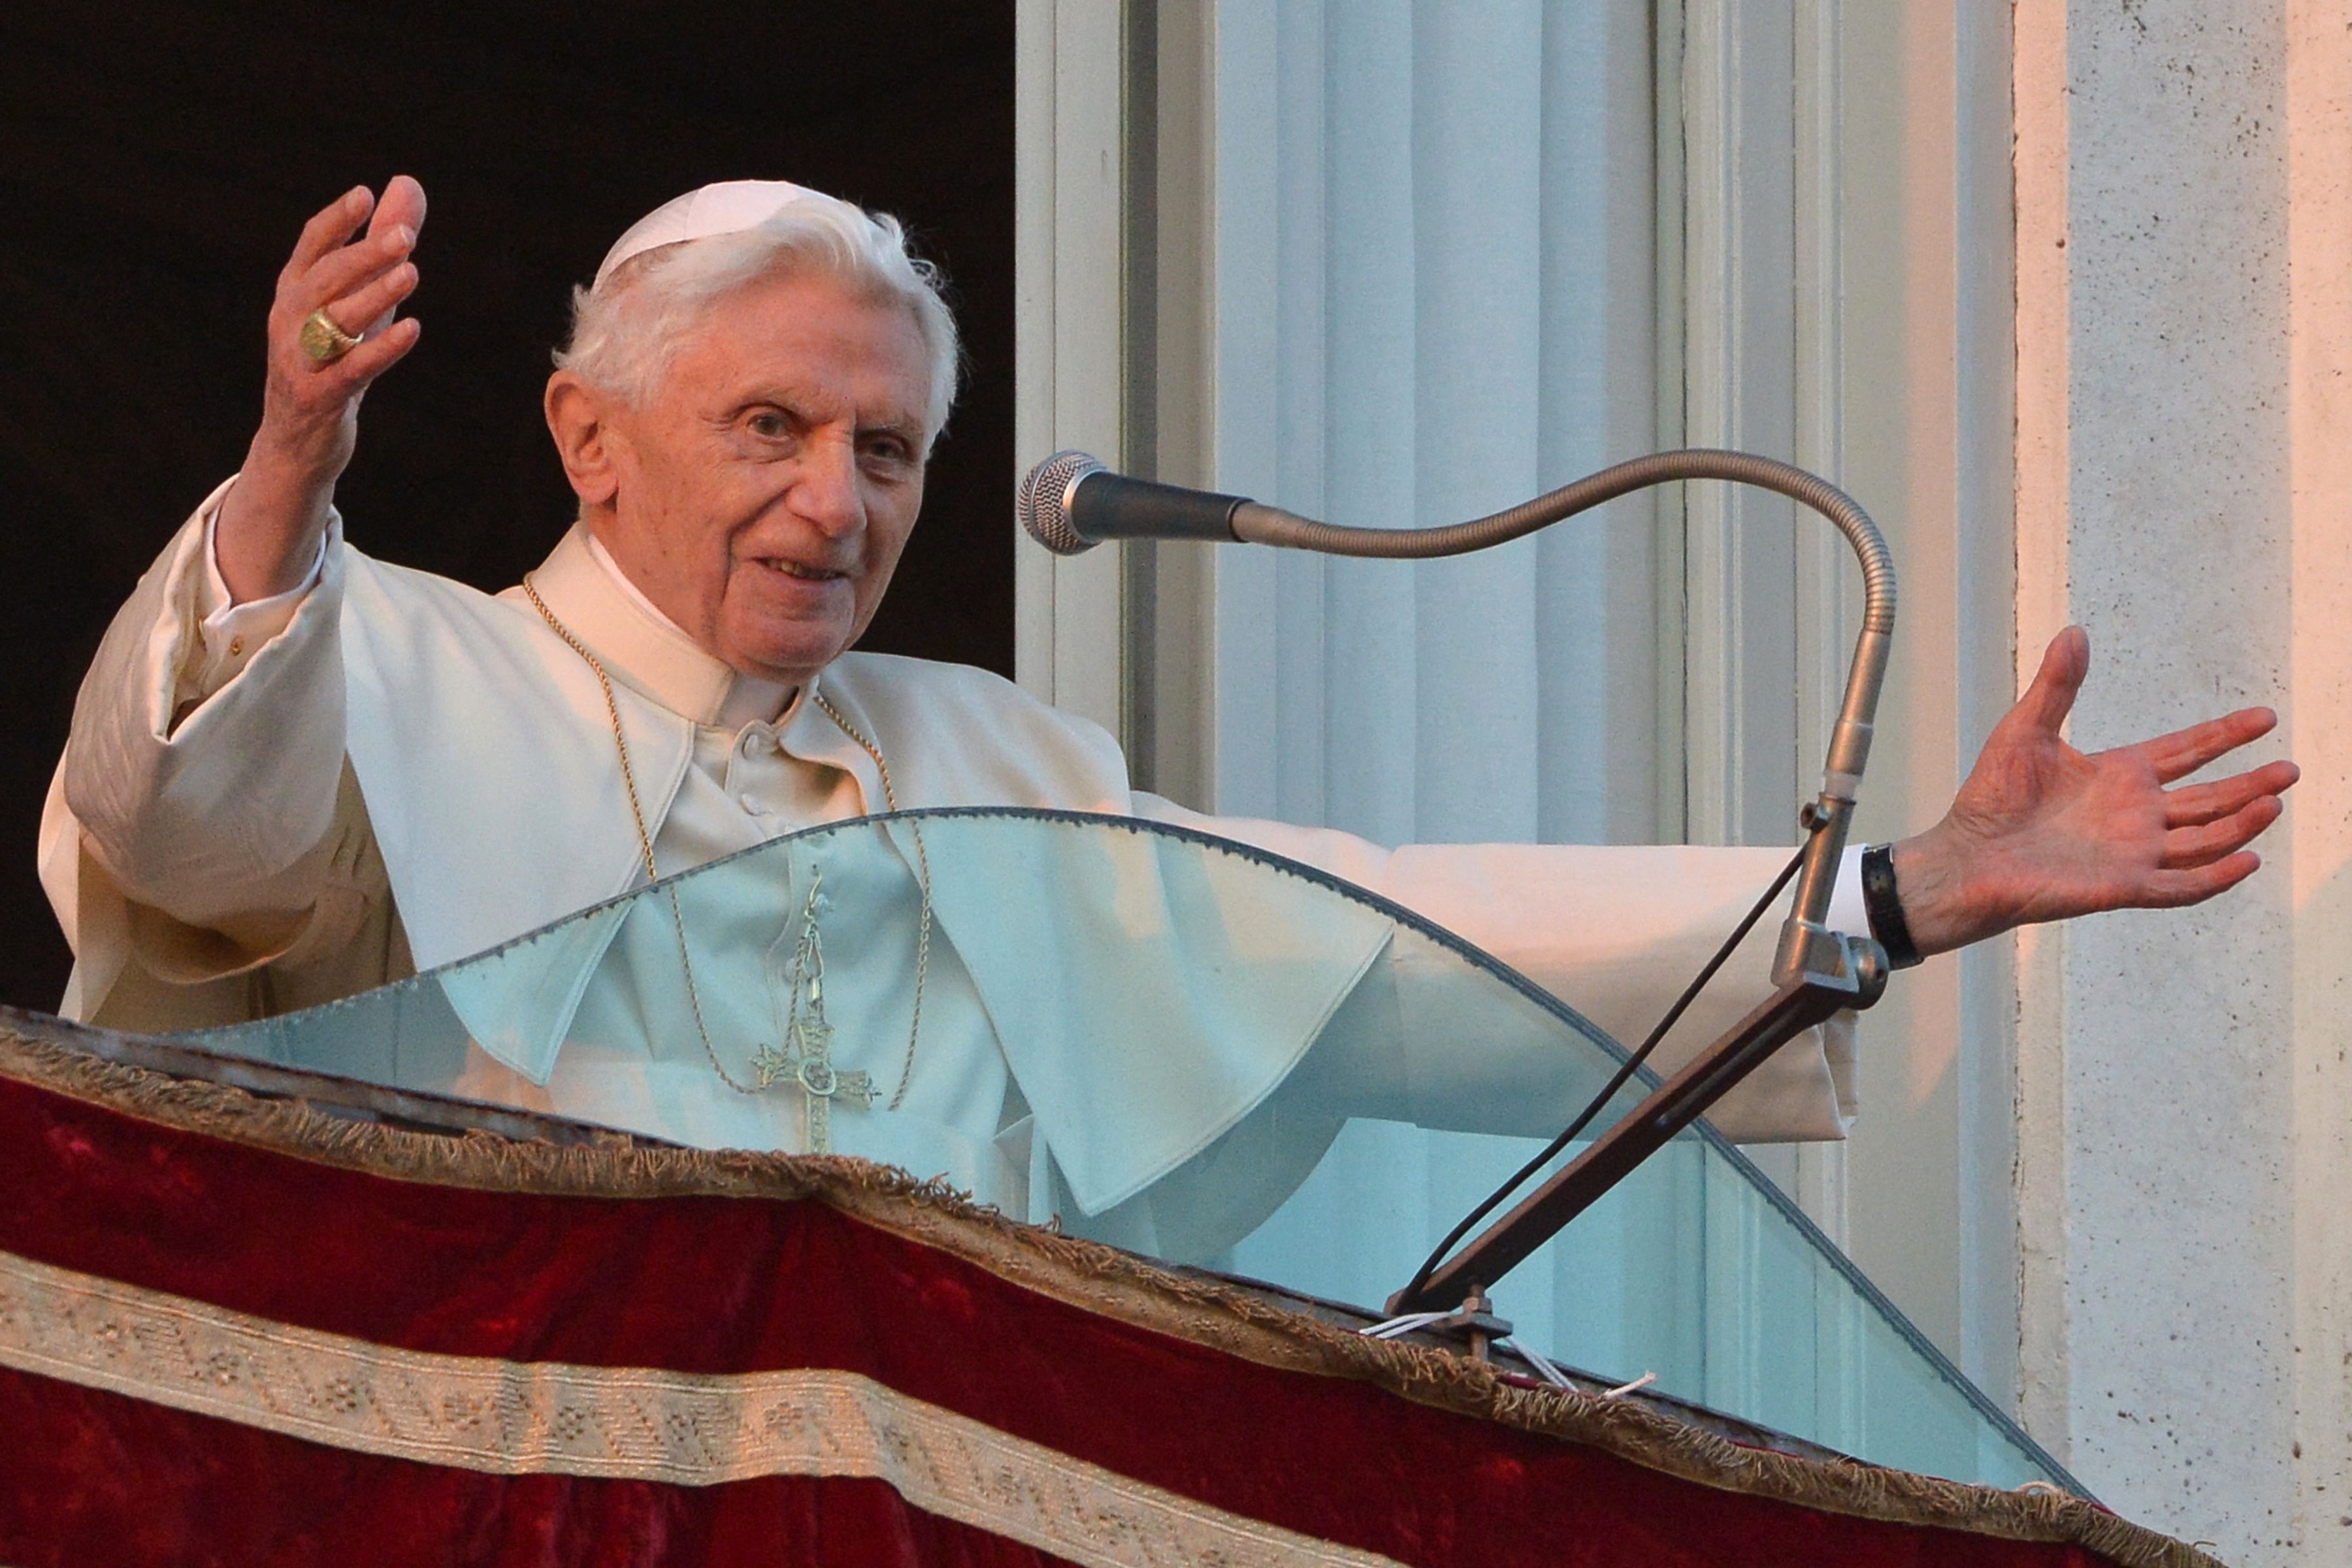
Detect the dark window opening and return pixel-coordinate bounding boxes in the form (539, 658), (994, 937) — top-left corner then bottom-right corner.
(0, 1), (1017, 1008)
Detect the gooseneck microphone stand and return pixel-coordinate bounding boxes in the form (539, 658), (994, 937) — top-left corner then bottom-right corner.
(1019, 449), (1897, 1322)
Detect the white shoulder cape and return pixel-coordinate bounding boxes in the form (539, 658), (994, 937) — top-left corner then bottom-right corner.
(336, 547), (1392, 1218)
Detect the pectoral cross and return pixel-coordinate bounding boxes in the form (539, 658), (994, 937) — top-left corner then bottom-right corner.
(750, 975), (875, 1154)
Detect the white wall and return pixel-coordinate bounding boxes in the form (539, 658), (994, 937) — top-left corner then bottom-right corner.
(2015, 3), (2352, 1560)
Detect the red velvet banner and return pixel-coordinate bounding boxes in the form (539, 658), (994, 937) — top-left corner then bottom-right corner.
(0, 1045), (2185, 1568)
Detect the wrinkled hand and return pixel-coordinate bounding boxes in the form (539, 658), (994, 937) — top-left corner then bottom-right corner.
(1891, 627), (2298, 957)
(216, 177), (427, 601)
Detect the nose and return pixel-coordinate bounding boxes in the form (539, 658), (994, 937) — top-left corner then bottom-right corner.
(792, 431), (866, 539)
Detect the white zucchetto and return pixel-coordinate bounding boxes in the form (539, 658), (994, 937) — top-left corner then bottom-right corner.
(592, 179), (863, 293)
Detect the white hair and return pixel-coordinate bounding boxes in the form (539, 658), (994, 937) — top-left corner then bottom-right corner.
(555, 203), (962, 448)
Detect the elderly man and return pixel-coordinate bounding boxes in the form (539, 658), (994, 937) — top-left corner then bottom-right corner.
(39, 176), (2296, 1252)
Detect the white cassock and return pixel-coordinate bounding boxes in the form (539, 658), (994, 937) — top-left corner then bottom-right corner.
(41, 480), (1867, 1258)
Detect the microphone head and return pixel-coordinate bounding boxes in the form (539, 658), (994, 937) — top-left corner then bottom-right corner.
(1017, 450), (1107, 555)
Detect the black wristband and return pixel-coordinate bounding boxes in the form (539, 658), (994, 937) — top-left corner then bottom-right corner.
(1860, 843), (1924, 970)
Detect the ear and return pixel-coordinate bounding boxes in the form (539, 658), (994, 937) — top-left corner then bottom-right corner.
(544, 370), (623, 508)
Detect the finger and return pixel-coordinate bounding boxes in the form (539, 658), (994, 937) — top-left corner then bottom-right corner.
(2011, 625), (2090, 735)
(312, 263), (418, 346)
(2164, 759), (2302, 826)
(2135, 706), (2279, 785)
(2160, 795), (2283, 869)
(282, 186), (374, 284)
(289, 223), (416, 318)
(369, 174), (428, 244)
(2140, 851), (2262, 908)
(359, 178), (429, 332)
(312, 316), (421, 393)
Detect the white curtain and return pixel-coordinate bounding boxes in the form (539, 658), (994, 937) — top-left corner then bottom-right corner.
(1205, 0), (1674, 1356)
(1209, 0), (1665, 845)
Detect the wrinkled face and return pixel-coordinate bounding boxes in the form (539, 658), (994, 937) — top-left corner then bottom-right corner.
(588, 270), (932, 686)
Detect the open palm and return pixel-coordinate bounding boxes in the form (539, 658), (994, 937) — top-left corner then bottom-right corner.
(1893, 627), (2296, 956)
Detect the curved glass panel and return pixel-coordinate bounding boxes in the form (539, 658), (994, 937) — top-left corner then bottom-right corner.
(180, 808), (2068, 1491)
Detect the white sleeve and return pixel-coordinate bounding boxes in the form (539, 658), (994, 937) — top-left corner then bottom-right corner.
(185, 506), (327, 698)
(60, 476), (351, 930)
(1130, 794), (1863, 1142)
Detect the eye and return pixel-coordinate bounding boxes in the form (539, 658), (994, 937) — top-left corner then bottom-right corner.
(747, 410), (792, 440)
(859, 431), (917, 469)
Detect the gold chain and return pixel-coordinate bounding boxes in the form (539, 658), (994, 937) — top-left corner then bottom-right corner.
(521, 578), (930, 1111)
(809, 689), (931, 1111)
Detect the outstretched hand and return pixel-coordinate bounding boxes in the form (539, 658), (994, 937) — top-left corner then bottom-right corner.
(217, 176), (429, 602)
(1891, 627), (2298, 957)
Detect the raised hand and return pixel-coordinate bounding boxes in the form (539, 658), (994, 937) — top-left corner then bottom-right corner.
(1890, 626), (2298, 957)
(215, 177), (427, 601)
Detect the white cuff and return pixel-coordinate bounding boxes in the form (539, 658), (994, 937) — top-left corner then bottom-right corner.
(191, 500), (326, 696)
(1827, 844), (1870, 939)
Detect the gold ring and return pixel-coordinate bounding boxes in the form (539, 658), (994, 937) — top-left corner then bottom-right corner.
(298, 308), (365, 365)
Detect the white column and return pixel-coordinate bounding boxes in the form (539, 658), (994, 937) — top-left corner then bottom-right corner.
(2285, 5), (2352, 1561)
(1823, 0), (2023, 1415)
(1013, 0), (1131, 739)
(2014, 3), (2352, 1558)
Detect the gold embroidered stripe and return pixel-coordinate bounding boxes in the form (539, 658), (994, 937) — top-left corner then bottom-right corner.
(0, 1248), (1399, 1568)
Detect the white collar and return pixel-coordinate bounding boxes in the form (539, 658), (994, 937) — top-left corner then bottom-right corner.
(525, 524), (800, 730)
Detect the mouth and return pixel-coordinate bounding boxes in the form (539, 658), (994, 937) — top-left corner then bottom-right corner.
(754, 557), (850, 585)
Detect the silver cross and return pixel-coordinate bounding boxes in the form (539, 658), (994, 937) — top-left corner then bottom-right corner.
(751, 1012), (874, 1154)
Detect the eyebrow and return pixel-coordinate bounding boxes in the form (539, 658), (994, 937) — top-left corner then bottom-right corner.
(731, 387), (925, 441)
(862, 414), (928, 444)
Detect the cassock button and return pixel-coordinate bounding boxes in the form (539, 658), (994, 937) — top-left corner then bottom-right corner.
(227, 636), (244, 658)
(739, 793), (768, 816)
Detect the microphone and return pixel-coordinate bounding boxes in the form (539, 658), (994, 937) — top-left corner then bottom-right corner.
(1015, 442), (1910, 1316)
(1017, 451), (1254, 555)
(1016, 442), (1900, 994)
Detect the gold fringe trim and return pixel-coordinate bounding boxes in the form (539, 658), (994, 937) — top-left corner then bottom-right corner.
(0, 1028), (2223, 1568)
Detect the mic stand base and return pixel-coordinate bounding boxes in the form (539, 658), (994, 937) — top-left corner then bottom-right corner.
(1422, 1289), (1513, 1364)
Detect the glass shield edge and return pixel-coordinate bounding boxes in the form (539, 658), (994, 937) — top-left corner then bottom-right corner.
(159, 804), (2081, 1494)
